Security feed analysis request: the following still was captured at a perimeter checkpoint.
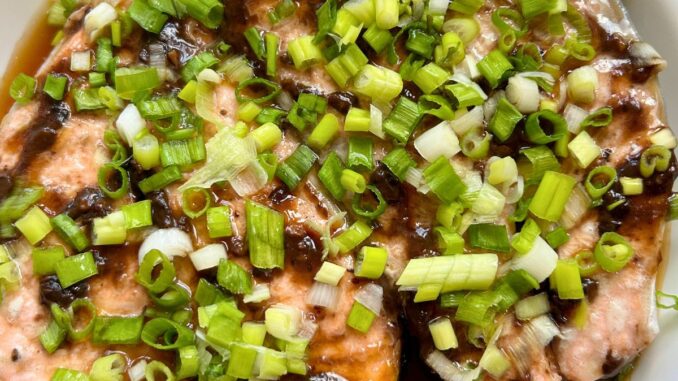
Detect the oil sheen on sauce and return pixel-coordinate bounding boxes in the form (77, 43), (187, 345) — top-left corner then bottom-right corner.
(0, 1), (57, 117)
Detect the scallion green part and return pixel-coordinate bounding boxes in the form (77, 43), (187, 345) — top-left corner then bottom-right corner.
(584, 165), (617, 199)
(129, 0), (168, 33)
(352, 185), (387, 219)
(275, 145), (318, 189)
(141, 317), (195, 350)
(525, 110), (567, 144)
(177, 0), (224, 29)
(138, 166), (183, 194)
(424, 157), (467, 204)
(55, 252), (98, 288)
(43, 74), (68, 101)
(528, 171), (577, 222)
(318, 152), (346, 200)
(381, 148), (416, 181)
(97, 163), (129, 200)
(51, 214), (89, 252)
(136, 249), (176, 294)
(489, 97), (523, 142)
(477, 50), (513, 88)
(206, 206), (233, 238)
(10, 73), (36, 104)
(217, 259), (253, 294)
(594, 232), (634, 272)
(355, 246), (388, 279)
(347, 301), (377, 333)
(334, 220), (373, 254)
(468, 223), (511, 253)
(246, 200), (285, 269)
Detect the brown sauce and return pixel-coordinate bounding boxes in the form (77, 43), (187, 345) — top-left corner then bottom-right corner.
(0, 1), (57, 117)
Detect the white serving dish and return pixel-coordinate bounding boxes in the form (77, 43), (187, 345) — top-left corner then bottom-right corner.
(0, 0), (676, 379)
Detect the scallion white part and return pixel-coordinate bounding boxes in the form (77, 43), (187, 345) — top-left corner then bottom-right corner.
(650, 128), (678, 149)
(502, 175), (524, 204)
(483, 91), (504, 123)
(229, 161), (269, 197)
(414, 122), (461, 162)
(139, 228), (194, 262)
(455, 56), (481, 81)
(567, 66), (599, 104)
(369, 104), (386, 139)
(426, 350), (481, 381)
(515, 293), (551, 321)
(84, 3), (118, 40)
(244, 283), (271, 303)
(563, 103), (589, 134)
(560, 184), (591, 229)
(265, 304), (302, 340)
(128, 360), (148, 381)
(450, 73), (488, 100)
(116, 104), (147, 145)
(471, 183), (506, 216)
(197, 68), (222, 84)
(506, 76), (540, 114)
(428, 0), (451, 15)
(354, 283), (383, 315)
(306, 281), (340, 309)
(189, 244), (227, 271)
(510, 236), (558, 282)
(70, 51), (91, 72)
(449, 106), (484, 136)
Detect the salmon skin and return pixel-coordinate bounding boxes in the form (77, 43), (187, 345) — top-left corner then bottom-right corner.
(0, 0), (674, 381)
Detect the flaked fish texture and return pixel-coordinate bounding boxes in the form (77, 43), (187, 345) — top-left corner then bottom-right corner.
(0, 0), (674, 380)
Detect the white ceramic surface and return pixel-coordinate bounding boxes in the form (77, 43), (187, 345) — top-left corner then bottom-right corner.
(0, 1), (677, 379)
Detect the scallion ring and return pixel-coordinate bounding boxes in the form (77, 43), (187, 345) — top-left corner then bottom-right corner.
(181, 187), (211, 219)
(141, 317), (195, 350)
(66, 298), (97, 342)
(145, 360), (177, 381)
(136, 249), (176, 294)
(498, 29), (517, 54)
(584, 165), (617, 199)
(594, 232), (634, 272)
(461, 128), (492, 160)
(352, 185), (387, 220)
(97, 163), (130, 200)
(235, 78), (281, 104)
(419, 95), (455, 120)
(525, 110), (568, 144)
(575, 250), (600, 277)
(103, 130), (128, 166)
(567, 40), (596, 62)
(491, 7), (527, 36)
(149, 283), (191, 310)
(152, 114), (182, 134)
(640, 145), (672, 178)
(176, 345), (199, 379)
(581, 107), (613, 129)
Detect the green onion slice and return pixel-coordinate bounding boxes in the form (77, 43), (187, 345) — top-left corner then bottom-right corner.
(584, 166), (617, 199)
(352, 185), (387, 219)
(594, 232), (634, 272)
(136, 249), (176, 294)
(141, 317), (195, 350)
(97, 163), (129, 200)
(235, 78), (282, 104)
